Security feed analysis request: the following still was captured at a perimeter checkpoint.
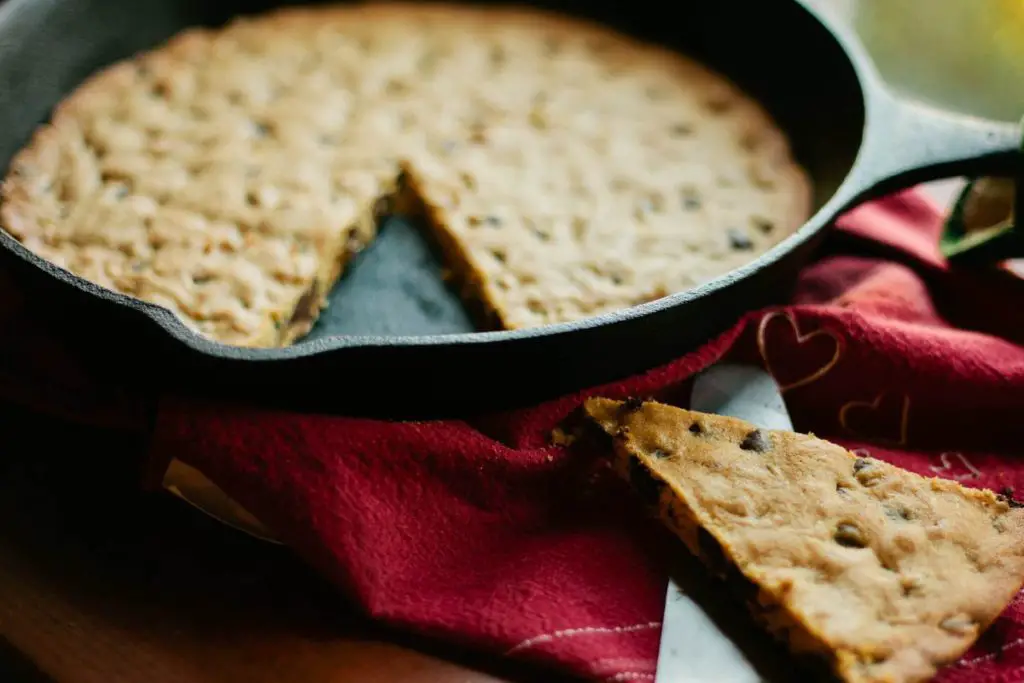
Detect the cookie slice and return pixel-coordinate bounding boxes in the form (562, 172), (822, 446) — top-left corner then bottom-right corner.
(581, 397), (1024, 683)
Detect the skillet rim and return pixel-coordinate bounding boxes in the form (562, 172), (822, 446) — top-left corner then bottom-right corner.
(0, 0), (881, 362)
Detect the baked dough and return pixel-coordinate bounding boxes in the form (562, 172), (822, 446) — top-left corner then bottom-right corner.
(580, 397), (1024, 683)
(1, 3), (811, 345)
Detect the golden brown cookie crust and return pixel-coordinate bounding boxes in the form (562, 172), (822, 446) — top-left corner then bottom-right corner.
(581, 397), (1024, 683)
(1, 2), (811, 345)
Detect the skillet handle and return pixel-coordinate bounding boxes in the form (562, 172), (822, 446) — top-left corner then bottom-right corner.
(850, 89), (1024, 264)
(853, 90), (1022, 199)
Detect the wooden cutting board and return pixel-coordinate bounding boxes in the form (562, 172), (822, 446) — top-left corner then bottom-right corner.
(0, 404), (557, 683)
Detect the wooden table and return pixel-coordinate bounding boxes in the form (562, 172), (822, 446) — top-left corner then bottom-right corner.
(0, 403), (565, 683)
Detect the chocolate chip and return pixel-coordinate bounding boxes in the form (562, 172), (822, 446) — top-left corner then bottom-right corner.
(100, 170), (125, 185)
(834, 522), (867, 548)
(621, 396), (645, 414)
(468, 124), (487, 144)
(998, 487), (1024, 508)
(383, 78), (409, 95)
(446, 172), (469, 192)
(727, 228), (754, 251)
(534, 230), (551, 242)
(689, 422), (703, 435)
(628, 456), (665, 508)
(900, 576), (921, 597)
(488, 44), (507, 66)
(345, 230), (365, 255)
(681, 189), (702, 210)
(854, 458), (884, 486)
(885, 506), (913, 521)
(671, 122), (694, 137)
(469, 214), (501, 228)
(739, 429), (771, 453)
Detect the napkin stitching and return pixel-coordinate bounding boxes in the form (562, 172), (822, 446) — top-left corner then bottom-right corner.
(593, 657), (658, 669)
(603, 672), (655, 682)
(506, 621), (661, 654)
(591, 657), (657, 681)
(957, 637), (1024, 668)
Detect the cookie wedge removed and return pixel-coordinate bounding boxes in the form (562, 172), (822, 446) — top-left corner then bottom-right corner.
(581, 396), (1024, 683)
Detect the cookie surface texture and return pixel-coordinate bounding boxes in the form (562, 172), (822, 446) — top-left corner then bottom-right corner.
(582, 397), (1024, 683)
(1, 2), (811, 345)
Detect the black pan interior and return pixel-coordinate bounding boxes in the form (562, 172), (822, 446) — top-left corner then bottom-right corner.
(0, 0), (865, 339)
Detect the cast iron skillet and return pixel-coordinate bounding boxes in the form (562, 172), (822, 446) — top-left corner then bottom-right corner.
(0, 0), (1020, 418)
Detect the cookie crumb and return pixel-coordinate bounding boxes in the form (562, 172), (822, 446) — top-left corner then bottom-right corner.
(739, 429), (771, 453)
(834, 522), (868, 548)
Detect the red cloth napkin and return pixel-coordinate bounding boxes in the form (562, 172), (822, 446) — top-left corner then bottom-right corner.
(7, 188), (1024, 683)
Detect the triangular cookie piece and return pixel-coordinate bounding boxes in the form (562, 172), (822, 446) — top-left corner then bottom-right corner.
(580, 396), (1024, 683)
